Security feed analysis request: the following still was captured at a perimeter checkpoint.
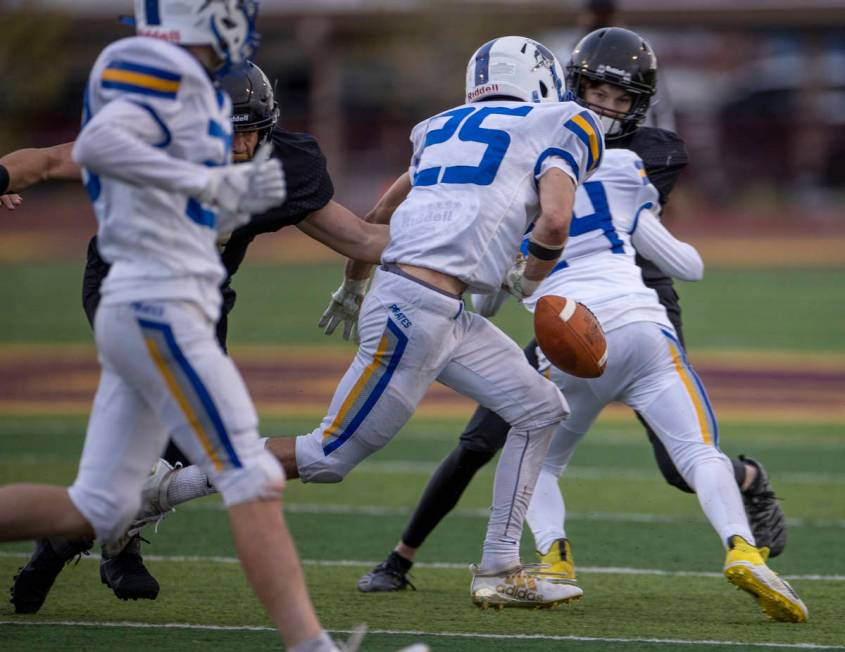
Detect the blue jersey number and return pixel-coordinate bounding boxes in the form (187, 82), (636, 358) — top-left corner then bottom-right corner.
(548, 181), (624, 273)
(413, 105), (532, 187)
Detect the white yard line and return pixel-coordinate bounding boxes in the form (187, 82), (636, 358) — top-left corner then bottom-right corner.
(0, 620), (841, 650)
(178, 500), (845, 530)
(0, 551), (841, 582)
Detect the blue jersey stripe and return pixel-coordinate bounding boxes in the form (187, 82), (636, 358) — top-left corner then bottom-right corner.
(534, 147), (580, 184)
(129, 101), (172, 148)
(102, 80), (177, 100)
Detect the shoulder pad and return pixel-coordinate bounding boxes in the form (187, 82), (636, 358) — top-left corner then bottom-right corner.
(627, 127), (689, 171)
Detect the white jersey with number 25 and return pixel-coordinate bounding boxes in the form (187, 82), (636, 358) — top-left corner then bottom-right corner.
(382, 100), (604, 294)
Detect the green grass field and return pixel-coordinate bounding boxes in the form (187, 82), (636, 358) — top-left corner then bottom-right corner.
(1, 261), (843, 650)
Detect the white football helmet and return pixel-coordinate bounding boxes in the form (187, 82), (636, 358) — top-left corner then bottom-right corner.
(465, 36), (565, 104)
(133, 0), (259, 69)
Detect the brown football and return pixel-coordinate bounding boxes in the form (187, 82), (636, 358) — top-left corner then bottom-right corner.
(533, 295), (607, 378)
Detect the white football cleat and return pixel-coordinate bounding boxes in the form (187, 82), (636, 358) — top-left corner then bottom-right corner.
(129, 459), (178, 534)
(470, 563), (583, 609)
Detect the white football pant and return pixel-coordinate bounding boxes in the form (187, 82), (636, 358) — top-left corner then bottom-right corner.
(68, 301), (284, 543)
(296, 267), (569, 568)
(527, 320), (753, 554)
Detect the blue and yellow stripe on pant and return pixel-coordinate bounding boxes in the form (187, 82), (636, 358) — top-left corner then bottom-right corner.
(138, 318), (241, 471)
(661, 328), (719, 446)
(322, 318), (409, 455)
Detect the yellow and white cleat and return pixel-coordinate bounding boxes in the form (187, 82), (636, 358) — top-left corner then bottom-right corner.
(470, 563), (583, 610)
(723, 535), (808, 623)
(531, 538), (578, 585)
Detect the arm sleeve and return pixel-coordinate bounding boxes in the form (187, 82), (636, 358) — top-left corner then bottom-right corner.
(535, 107), (605, 186)
(72, 98), (209, 195)
(630, 209), (703, 281)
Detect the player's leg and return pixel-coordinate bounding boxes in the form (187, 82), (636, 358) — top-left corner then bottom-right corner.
(630, 324), (806, 622)
(112, 301), (333, 647)
(437, 314), (578, 607)
(293, 269), (463, 484)
(358, 340), (540, 592)
(646, 284), (786, 555)
(81, 235), (163, 598)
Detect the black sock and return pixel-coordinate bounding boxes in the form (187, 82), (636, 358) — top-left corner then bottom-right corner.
(400, 445), (495, 549)
(387, 551), (413, 572)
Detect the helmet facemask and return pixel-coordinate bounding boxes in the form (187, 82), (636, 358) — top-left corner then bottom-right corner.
(565, 27), (658, 140)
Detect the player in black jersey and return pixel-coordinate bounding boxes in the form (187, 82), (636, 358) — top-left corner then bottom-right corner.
(2, 61), (388, 613)
(355, 27), (787, 594)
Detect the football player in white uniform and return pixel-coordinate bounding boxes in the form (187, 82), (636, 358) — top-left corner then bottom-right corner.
(296, 36), (604, 608)
(0, 2), (341, 649)
(511, 149), (807, 622)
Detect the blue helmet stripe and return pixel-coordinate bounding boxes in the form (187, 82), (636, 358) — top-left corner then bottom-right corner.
(474, 39), (497, 87)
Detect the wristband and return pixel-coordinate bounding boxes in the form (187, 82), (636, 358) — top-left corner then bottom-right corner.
(527, 237), (564, 261)
(0, 164), (9, 195)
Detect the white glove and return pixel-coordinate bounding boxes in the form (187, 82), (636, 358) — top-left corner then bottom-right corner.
(200, 143), (286, 215)
(239, 142), (286, 214)
(502, 254), (541, 300)
(318, 278), (369, 341)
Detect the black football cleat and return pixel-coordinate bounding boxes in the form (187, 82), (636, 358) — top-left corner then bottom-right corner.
(357, 556), (416, 593)
(10, 537), (93, 614)
(740, 454), (787, 558)
(100, 535), (160, 601)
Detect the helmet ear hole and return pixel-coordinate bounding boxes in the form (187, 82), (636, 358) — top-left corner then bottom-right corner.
(539, 81), (548, 98)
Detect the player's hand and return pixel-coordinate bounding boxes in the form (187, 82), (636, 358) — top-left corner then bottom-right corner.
(200, 144), (286, 215)
(318, 278), (369, 341)
(502, 254), (540, 300)
(0, 194), (23, 211)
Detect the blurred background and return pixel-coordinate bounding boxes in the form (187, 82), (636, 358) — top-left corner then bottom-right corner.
(1, 0), (844, 228)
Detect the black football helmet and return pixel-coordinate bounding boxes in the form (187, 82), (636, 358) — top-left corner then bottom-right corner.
(566, 27), (657, 140)
(219, 61), (279, 144)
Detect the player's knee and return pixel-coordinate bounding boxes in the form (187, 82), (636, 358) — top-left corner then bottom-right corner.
(513, 380), (569, 429)
(296, 455), (353, 483)
(215, 450), (287, 506)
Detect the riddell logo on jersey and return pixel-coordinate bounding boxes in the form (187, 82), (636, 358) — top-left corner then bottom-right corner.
(138, 28), (181, 42)
(466, 84), (500, 102)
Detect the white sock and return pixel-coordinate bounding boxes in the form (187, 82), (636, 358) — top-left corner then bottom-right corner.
(692, 457), (755, 548)
(288, 631), (339, 652)
(481, 422), (556, 571)
(166, 465), (217, 507)
(526, 469), (567, 555)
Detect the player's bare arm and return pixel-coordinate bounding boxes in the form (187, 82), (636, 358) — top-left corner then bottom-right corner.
(0, 141), (80, 211)
(0, 142), (80, 193)
(318, 172), (411, 340)
(296, 200), (388, 265)
(505, 168), (575, 299)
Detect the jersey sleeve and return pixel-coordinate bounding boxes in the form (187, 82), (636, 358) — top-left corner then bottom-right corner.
(407, 120), (428, 179)
(630, 209), (703, 281)
(230, 130), (334, 238)
(75, 40), (211, 195)
(535, 107), (605, 186)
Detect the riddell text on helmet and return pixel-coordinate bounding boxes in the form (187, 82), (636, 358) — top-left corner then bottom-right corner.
(466, 84), (500, 102)
(138, 29), (181, 41)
